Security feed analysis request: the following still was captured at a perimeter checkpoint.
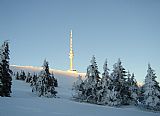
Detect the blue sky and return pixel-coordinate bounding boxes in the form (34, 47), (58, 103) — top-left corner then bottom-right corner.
(0, 0), (160, 83)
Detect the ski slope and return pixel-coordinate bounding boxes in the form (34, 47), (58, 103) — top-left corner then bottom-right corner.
(0, 66), (159, 116)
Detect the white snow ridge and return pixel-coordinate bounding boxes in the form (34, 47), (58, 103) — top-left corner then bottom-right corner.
(0, 65), (159, 116)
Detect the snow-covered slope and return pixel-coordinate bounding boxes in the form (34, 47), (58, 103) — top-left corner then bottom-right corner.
(10, 65), (85, 99)
(0, 65), (159, 116)
(10, 65), (86, 78)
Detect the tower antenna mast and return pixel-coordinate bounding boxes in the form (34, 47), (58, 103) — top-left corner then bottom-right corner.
(69, 30), (74, 71)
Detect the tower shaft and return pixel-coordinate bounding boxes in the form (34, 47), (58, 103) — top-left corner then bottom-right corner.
(69, 30), (74, 71)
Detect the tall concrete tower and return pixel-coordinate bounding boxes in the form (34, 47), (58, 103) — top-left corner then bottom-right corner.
(69, 30), (74, 71)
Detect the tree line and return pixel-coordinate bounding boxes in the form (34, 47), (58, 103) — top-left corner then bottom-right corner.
(15, 59), (58, 98)
(73, 56), (160, 111)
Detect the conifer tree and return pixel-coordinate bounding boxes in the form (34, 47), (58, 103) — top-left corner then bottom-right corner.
(0, 62), (3, 96)
(33, 59), (57, 97)
(142, 64), (160, 110)
(30, 73), (38, 92)
(109, 59), (128, 106)
(0, 41), (12, 97)
(72, 75), (84, 100)
(97, 59), (110, 104)
(15, 72), (20, 80)
(25, 72), (32, 83)
(51, 72), (58, 87)
(82, 56), (101, 103)
(19, 70), (26, 80)
(127, 73), (139, 105)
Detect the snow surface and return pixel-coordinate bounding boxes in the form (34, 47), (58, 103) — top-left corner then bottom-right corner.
(0, 65), (159, 116)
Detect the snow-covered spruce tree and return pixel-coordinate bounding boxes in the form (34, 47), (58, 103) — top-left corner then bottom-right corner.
(30, 73), (38, 92)
(108, 59), (129, 106)
(127, 72), (139, 105)
(97, 59), (111, 104)
(82, 56), (101, 103)
(72, 75), (84, 100)
(15, 72), (20, 80)
(19, 70), (26, 80)
(0, 56), (2, 96)
(142, 64), (160, 110)
(33, 59), (57, 97)
(51, 72), (58, 87)
(0, 41), (12, 97)
(25, 72), (32, 83)
(35, 74), (44, 97)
